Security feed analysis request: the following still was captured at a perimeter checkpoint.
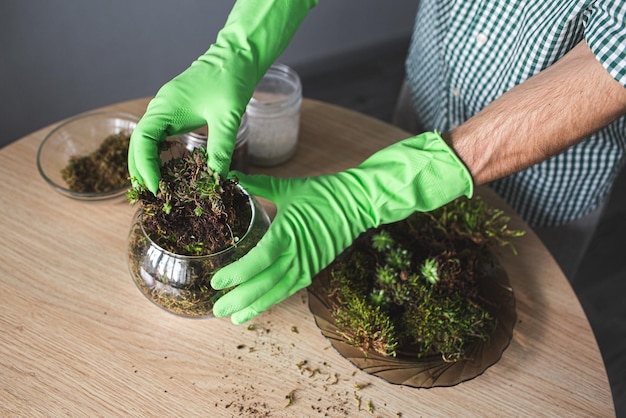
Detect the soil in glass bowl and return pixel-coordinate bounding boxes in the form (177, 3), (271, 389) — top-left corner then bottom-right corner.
(36, 111), (139, 201)
(127, 147), (270, 317)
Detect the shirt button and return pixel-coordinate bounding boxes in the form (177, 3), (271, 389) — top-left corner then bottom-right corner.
(476, 32), (489, 46)
(452, 87), (461, 97)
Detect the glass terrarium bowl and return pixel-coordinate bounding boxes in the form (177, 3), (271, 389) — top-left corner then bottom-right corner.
(127, 186), (271, 318)
(37, 111), (139, 201)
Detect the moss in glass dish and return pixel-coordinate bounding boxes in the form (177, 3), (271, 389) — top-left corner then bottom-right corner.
(61, 131), (130, 193)
(326, 196), (524, 361)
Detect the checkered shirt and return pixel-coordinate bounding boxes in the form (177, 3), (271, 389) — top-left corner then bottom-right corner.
(405, 0), (626, 227)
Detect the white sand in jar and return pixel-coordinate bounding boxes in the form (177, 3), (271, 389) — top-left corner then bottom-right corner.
(247, 91), (301, 166)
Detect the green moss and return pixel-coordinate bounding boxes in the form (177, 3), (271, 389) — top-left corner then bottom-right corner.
(333, 287), (399, 358)
(327, 196), (524, 360)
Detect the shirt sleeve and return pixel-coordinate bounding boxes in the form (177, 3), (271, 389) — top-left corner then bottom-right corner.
(584, 1), (626, 87)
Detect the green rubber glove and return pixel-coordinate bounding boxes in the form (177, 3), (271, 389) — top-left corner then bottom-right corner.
(128, 0), (318, 193)
(211, 132), (474, 324)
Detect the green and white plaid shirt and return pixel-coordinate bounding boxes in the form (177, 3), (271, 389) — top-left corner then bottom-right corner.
(406, 1), (626, 227)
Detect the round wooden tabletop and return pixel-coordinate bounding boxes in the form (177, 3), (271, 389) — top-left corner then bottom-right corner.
(0, 97), (614, 417)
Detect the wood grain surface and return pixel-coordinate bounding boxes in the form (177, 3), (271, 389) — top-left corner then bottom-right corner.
(0, 98), (614, 417)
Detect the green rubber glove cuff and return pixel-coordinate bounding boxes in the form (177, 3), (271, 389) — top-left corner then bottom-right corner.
(211, 131), (474, 324)
(346, 130), (474, 226)
(129, 0), (318, 193)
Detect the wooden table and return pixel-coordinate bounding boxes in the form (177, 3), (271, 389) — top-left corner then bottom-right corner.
(0, 98), (615, 417)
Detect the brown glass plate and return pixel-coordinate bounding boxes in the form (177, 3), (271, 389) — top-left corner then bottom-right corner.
(307, 256), (516, 388)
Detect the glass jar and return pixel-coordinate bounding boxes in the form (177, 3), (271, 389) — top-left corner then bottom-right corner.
(127, 186), (270, 318)
(246, 63), (302, 166)
(177, 113), (250, 173)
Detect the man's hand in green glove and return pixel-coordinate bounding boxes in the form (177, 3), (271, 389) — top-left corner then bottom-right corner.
(128, 0), (317, 194)
(211, 132), (474, 324)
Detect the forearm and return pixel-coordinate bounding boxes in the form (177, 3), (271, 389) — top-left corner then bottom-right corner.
(444, 40), (626, 186)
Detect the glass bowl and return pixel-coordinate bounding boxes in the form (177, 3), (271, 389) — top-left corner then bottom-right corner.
(127, 186), (271, 318)
(37, 111), (140, 201)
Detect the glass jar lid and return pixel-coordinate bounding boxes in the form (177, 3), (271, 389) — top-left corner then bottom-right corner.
(247, 63), (302, 116)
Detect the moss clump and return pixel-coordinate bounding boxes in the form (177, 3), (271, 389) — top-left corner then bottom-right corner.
(61, 131), (130, 193)
(328, 196), (524, 360)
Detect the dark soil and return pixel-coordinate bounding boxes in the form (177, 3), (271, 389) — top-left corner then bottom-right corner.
(129, 147), (251, 256)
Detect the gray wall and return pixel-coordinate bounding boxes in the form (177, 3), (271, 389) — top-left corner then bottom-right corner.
(0, 1), (419, 148)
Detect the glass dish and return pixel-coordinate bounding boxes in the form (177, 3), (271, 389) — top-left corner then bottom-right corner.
(37, 111), (139, 201)
(307, 254), (516, 388)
